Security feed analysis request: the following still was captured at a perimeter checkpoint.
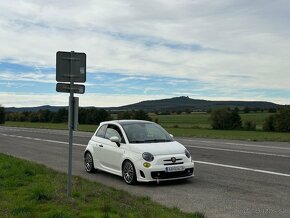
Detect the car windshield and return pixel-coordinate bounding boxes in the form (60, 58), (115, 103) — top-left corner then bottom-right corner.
(121, 122), (173, 143)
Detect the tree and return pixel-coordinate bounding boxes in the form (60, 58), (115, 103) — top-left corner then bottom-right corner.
(243, 107), (250, 113)
(268, 108), (277, 113)
(38, 109), (52, 122)
(79, 108), (110, 125)
(274, 108), (290, 132)
(230, 108), (242, 129)
(0, 106), (5, 124)
(117, 110), (151, 121)
(117, 111), (132, 120)
(263, 115), (275, 131)
(52, 108), (68, 123)
(210, 108), (241, 130)
(133, 110), (152, 121)
(263, 107), (290, 132)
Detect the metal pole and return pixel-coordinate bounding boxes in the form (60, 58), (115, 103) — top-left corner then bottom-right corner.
(67, 51), (74, 197)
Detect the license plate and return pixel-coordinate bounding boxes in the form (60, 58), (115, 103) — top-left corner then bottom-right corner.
(165, 166), (185, 172)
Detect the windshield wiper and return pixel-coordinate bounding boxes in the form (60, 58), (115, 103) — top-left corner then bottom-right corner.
(143, 139), (171, 143)
(130, 140), (145, 143)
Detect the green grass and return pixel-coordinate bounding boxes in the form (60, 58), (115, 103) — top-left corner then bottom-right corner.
(150, 112), (273, 129)
(151, 113), (210, 129)
(3, 111), (290, 142)
(165, 128), (290, 142)
(0, 153), (204, 218)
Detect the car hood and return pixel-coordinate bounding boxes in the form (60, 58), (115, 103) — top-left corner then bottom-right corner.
(129, 141), (185, 156)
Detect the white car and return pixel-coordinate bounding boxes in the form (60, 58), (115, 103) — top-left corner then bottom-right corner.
(84, 120), (194, 184)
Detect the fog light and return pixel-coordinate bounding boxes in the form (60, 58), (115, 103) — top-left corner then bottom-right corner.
(143, 162), (151, 168)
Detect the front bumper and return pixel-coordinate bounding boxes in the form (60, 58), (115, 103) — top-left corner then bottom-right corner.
(135, 154), (194, 182)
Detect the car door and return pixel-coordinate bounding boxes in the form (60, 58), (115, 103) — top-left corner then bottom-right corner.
(99, 124), (125, 173)
(90, 124), (107, 168)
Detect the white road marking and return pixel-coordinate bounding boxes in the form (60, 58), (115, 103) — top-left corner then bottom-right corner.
(195, 160), (290, 178)
(179, 138), (290, 150)
(1, 133), (290, 178)
(180, 138), (290, 150)
(186, 145), (290, 158)
(0, 133), (86, 147)
(0, 126), (91, 138)
(225, 142), (290, 150)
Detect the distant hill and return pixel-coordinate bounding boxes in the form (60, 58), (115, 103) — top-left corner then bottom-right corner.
(5, 96), (283, 112)
(107, 96), (282, 112)
(5, 105), (65, 112)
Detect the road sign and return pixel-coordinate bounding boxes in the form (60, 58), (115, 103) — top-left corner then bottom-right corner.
(56, 51), (86, 83)
(56, 83), (85, 94)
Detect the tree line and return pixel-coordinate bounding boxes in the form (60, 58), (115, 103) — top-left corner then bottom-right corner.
(3, 108), (152, 125)
(210, 107), (290, 132)
(5, 108), (110, 125)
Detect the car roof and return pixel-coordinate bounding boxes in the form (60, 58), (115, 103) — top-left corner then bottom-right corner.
(100, 119), (153, 126)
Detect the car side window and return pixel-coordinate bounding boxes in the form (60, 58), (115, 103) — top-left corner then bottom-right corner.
(105, 124), (125, 144)
(96, 124), (107, 138)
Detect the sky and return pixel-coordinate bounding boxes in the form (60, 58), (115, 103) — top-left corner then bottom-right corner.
(0, 0), (290, 107)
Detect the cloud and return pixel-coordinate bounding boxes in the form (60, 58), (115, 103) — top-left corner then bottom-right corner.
(0, 71), (55, 83)
(0, 0), (290, 105)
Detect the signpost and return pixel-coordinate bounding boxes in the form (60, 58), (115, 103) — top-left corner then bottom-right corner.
(56, 51), (86, 197)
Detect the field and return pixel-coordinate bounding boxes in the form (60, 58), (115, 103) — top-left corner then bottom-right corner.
(0, 154), (203, 218)
(3, 111), (290, 142)
(150, 112), (272, 130)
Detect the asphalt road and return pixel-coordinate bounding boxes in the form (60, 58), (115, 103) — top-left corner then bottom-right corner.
(0, 126), (290, 218)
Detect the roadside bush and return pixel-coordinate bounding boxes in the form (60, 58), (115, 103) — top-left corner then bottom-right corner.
(268, 108), (277, 113)
(243, 107), (250, 113)
(263, 107), (290, 132)
(210, 108), (242, 130)
(263, 115), (275, 131)
(0, 106), (5, 124)
(117, 110), (152, 121)
(243, 121), (256, 131)
(273, 108), (290, 132)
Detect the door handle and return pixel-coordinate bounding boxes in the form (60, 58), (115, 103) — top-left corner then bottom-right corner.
(99, 144), (103, 147)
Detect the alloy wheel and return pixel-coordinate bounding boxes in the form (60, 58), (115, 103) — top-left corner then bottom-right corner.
(84, 152), (94, 172)
(123, 161), (136, 184)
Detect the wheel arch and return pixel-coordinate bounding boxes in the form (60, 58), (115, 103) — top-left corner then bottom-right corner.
(122, 158), (135, 172)
(84, 149), (91, 158)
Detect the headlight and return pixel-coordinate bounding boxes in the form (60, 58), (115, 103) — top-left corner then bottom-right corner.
(185, 149), (191, 159)
(142, 152), (154, 162)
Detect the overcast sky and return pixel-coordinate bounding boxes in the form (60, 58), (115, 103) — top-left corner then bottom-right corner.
(0, 0), (290, 107)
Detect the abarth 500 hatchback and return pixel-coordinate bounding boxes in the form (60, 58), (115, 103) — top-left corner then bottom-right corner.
(84, 120), (194, 184)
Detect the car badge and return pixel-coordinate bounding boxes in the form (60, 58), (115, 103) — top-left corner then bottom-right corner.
(171, 157), (176, 163)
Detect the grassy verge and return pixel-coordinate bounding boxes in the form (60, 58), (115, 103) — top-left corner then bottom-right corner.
(166, 128), (290, 142)
(0, 153), (204, 218)
(3, 121), (290, 142)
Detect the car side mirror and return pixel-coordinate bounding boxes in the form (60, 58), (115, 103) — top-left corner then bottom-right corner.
(169, 134), (174, 138)
(110, 136), (121, 147)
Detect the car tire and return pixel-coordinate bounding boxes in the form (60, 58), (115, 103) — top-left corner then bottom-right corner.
(84, 152), (95, 173)
(122, 160), (137, 185)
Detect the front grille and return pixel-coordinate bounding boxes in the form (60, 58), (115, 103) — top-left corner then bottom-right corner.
(151, 168), (193, 179)
(163, 158), (183, 166)
(163, 158), (182, 162)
